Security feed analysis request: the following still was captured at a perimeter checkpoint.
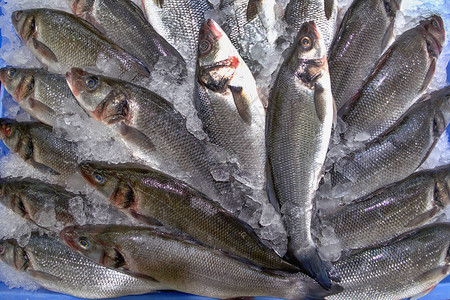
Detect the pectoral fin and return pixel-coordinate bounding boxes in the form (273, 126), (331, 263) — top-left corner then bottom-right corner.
(153, 0), (164, 8)
(324, 0), (335, 20)
(29, 160), (60, 175)
(32, 39), (58, 64)
(28, 270), (62, 282)
(27, 98), (55, 119)
(247, 0), (262, 22)
(265, 161), (281, 214)
(118, 122), (155, 151)
(229, 85), (252, 125)
(314, 83), (328, 123)
(420, 59), (436, 93)
(129, 209), (164, 226)
(406, 207), (439, 227)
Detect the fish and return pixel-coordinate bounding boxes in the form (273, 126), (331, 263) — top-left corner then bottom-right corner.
(61, 224), (342, 299)
(327, 85), (450, 201)
(194, 19), (266, 185)
(321, 164), (450, 250)
(65, 68), (221, 200)
(266, 21), (335, 288)
(339, 15), (446, 141)
(284, 0), (337, 51)
(0, 67), (86, 126)
(0, 177), (87, 231)
(68, 0), (186, 79)
(219, 0), (276, 72)
(0, 118), (79, 181)
(11, 9), (150, 82)
(141, 0), (213, 63)
(328, 0), (401, 110)
(327, 223), (450, 299)
(77, 161), (297, 272)
(0, 234), (165, 298)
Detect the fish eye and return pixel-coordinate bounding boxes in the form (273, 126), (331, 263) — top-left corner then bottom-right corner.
(432, 19), (439, 28)
(13, 11), (23, 22)
(7, 68), (16, 79)
(78, 237), (90, 250)
(1, 125), (12, 138)
(199, 40), (212, 54)
(300, 36), (312, 49)
(85, 76), (99, 91)
(93, 172), (105, 185)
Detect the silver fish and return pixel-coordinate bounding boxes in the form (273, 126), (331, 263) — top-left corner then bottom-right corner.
(61, 224), (342, 299)
(0, 234), (165, 298)
(266, 21), (335, 288)
(328, 0), (401, 110)
(141, 0), (213, 63)
(68, 0), (186, 79)
(321, 164), (450, 250)
(285, 0), (337, 51)
(0, 119), (78, 181)
(194, 19), (266, 184)
(327, 85), (450, 201)
(0, 177), (87, 231)
(339, 15), (446, 141)
(327, 223), (450, 300)
(11, 9), (150, 82)
(0, 67), (86, 126)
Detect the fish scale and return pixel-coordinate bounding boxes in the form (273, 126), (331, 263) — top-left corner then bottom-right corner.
(328, 0), (400, 110)
(327, 224), (450, 299)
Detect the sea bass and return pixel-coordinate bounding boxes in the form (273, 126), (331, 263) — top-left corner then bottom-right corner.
(285, 0), (337, 51)
(0, 177), (87, 231)
(0, 234), (165, 299)
(327, 223), (450, 300)
(326, 86), (450, 201)
(77, 161), (297, 272)
(66, 68), (221, 200)
(328, 0), (401, 110)
(321, 164), (450, 250)
(141, 0), (213, 63)
(266, 21), (335, 288)
(0, 67), (86, 126)
(0, 119), (78, 182)
(339, 16), (445, 141)
(194, 19), (266, 185)
(61, 224), (342, 299)
(68, 0), (186, 79)
(11, 9), (150, 82)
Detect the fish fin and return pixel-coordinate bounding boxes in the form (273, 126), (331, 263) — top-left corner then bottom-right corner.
(29, 160), (60, 175)
(265, 160), (281, 214)
(27, 98), (55, 118)
(324, 0), (335, 20)
(405, 207), (439, 227)
(28, 270), (62, 282)
(118, 122), (156, 151)
(129, 0), (148, 21)
(229, 85), (252, 125)
(31, 39), (58, 64)
(338, 89), (360, 118)
(291, 248), (332, 289)
(413, 266), (449, 296)
(121, 268), (160, 282)
(129, 209), (164, 226)
(246, 0), (262, 22)
(314, 83), (327, 123)
(381, 21), (395, 51)
(152, 0), (164, 8)
(420, 58), (436, 93)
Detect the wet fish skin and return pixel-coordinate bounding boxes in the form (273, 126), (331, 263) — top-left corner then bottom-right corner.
(68, 0), (186, 79)
(322, 164), (450, 250)
(0, 67), (86, 126)
(61, 224), (342, 299)
(327, 223), (450, 300)
(0, 234), (164, 299)
(328, 0), (401, 110)
(141, 0), (213, 63)
(285, 0), (337, 50)
(339, 15), (446, 141)
(11, 9), (150, 82)
(77, 161), (298, 272)
(0, 118), (78, 181)
(266, 21), (334, 288)
(328, 85), (450, 201)
(0, 177), (87, 230)
(66, 68), (220, 200)
(195, 19), (266, 183)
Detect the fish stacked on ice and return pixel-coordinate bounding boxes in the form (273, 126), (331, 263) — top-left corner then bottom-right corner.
(0, 0), (449, 299)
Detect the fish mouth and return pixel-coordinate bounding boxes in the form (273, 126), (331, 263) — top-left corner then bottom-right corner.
(60, 226), (81, 251)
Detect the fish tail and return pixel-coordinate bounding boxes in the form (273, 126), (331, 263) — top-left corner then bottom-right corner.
(290, 247), (331, 289)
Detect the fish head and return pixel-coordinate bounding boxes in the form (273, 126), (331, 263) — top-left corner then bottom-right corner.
(0, 119), (26, 153)
(382, 0), (401, 19)
(430, 164), (450, 209)
(0, 239), (29, 272)
(61, 225), (126, 269)
(421, 15), (445, 58)
(11, 10), (38, 44)
(0, 68), (33, 102)
(197, 19), (239, 92)
(78, 161), (122, 202)
(68, 0), (95, 17)
(0, 184), (29, 219)
(431, 86), (450, 138)
(66, 68), (129, 125)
